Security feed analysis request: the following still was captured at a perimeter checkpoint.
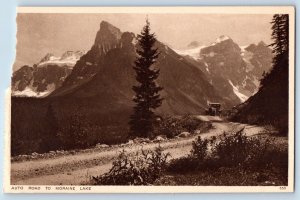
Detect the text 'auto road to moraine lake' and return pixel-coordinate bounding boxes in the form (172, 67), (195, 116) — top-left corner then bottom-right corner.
(5, 6), (295, 193)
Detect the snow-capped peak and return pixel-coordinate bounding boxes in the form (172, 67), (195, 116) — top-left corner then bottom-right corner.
(211, 35), (231, 46)
(216, 35), (230, 43)
(38, 51), (85, 68)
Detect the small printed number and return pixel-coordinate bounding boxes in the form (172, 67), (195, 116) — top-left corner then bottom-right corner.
(279, 186), (286, 190)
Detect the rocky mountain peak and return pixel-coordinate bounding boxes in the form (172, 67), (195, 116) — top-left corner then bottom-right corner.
(39, 53), (55, 63)
(211, 35), (232, 45)
(120, 32), (135, 48)
(201, 35), (240, 55)
(60, 51), (85, 60)
(245, 41), (271, 53)
(37, 51), (85, 67)
(258, 41), (267, 46)
(95, 21), (122, 47)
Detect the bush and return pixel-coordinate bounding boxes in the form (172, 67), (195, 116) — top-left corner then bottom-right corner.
(153, 115), (179, 138)
(92, 146), (170, 185)
(212, 128), (270, 167)
(153, 115), (211, 138)
(191, 136), (209, 162)
(180, 115), (204, 133)
(167, 128), (280, 175)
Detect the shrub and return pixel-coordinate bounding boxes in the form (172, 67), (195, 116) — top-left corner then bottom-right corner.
(167, 136), (212, 173)
(92, 146), (170, 185)
(167, 128), (280, 175)
(191, 136), (209, 162)
(153, 115), (179, 138)
(212, 128), (270, 167)
(153, 115), (211, 138)
(180, 115), (204, 133)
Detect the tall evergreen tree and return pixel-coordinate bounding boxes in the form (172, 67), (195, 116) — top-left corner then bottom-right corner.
(129, 19), (163, 138)
(269, 14), (289, 64)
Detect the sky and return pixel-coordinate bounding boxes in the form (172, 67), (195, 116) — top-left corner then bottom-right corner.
(14, 13), (273, 70)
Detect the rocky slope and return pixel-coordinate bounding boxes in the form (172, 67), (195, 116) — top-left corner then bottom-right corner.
(232, 51), (289, 134)
(12, 51), (84, 97)
(174, 36), (273, 103)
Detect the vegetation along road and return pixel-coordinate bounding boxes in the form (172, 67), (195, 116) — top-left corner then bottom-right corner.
(11, 117), (267, 185)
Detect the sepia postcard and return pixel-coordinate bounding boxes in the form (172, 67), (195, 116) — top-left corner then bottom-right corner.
(4, 6), (295, 193)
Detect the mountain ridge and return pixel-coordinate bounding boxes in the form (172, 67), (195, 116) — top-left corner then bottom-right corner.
(12, 21), (272, 111)
(175, 36), (273, 103)
(49, 21), (231, 116)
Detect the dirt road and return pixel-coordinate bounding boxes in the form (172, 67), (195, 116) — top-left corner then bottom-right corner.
(11, 120), (265, 185)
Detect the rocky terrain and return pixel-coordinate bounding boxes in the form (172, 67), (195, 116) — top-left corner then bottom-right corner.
(174, 36), (273, 103)
(12, 51), (85, 97)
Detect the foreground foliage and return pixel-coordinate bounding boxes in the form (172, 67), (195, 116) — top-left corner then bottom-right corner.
(164, 129), (288, 186)
(92, 146), (170, 185)
(92, 127), (288, 186)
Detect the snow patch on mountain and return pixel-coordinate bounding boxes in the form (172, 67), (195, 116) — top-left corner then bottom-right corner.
(173, 46), (206, 60)
(12, 87), (50, 97)
(251, 76), (260, 94)
(228, 80), (249, 102)
(38, 59), (78, 67)
(204, 62), (210, 73)
(38, 51), (85, 67)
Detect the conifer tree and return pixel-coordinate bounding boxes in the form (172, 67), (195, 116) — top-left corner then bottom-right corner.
(129, 19), (163, 138)
(269, 14), (289, 64)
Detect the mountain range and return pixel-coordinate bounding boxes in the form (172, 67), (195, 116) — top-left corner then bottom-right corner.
(174, 36), (273, 104)
(12, 21), (273, 114)
(12, 51), (85, 97)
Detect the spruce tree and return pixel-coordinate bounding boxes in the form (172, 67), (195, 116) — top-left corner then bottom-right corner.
(129, 19), (163, 138)
(269, 14), (289, 64)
